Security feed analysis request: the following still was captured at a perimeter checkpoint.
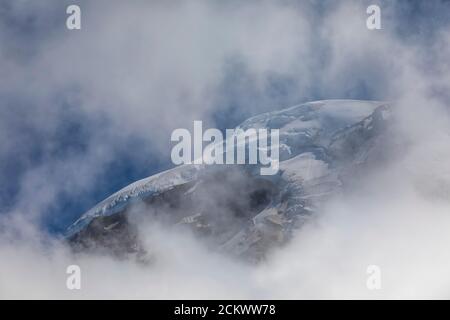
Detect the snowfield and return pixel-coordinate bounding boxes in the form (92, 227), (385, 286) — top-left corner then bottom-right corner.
(67, 100), (391, 262)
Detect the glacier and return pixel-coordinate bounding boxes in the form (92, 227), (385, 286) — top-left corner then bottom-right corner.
(66, 100), (391, 261)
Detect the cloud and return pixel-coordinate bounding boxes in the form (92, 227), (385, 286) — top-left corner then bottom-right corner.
(0, 0), (449, 298)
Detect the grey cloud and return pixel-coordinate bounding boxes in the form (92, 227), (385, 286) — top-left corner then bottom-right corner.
(0, 0), (449, 298)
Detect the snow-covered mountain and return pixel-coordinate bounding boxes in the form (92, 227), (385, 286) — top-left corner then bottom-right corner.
(67, 100), (391, 262)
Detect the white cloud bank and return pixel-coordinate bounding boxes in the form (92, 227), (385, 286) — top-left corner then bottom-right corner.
(1, 0), (450, 299)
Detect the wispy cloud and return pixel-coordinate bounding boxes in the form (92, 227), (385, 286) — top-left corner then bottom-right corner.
(0, 0), (449, 298)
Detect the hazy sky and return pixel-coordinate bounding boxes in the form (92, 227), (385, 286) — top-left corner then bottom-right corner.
(1, 0), (450, 299)
(0, 0), (449, 232)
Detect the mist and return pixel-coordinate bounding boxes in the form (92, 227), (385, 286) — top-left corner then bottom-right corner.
(1, 0), (450, 298)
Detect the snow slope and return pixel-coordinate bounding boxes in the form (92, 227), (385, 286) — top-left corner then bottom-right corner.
(67, 100), (391, 260)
